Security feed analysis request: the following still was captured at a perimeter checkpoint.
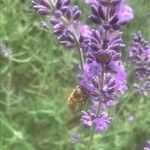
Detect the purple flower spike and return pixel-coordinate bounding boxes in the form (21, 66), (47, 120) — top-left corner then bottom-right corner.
(70, 132), (80, 144)
(32, 0), (85, 48)
(144, 141), (150, 150)
(79, 25), (128, 133)
(129, 32), (150, 96)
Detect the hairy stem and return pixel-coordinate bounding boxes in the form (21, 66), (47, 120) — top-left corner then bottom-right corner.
(72, 24), (84, 72)
(78, 47), (84, 71)
(76, 41), (84, 72)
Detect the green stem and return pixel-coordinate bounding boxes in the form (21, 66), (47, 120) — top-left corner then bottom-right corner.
(87, 127), (95, 150)
(77, 46), (84, 72)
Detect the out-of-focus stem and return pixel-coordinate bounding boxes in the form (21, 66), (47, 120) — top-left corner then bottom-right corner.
(87, 127), (95, 150)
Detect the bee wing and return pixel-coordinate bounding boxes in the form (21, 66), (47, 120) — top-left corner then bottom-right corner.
(68, 101), (78, 112)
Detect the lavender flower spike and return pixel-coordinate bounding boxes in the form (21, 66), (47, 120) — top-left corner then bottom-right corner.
(129, 32), (150, 96)
(79, 1), (130, 134)
(144, 141), (150, 150)
(80, 28), (128, 133)
(70, 132), (80, 144)
(32, 0), (88, 52)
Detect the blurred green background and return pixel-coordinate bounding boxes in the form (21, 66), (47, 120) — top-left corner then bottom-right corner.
(0, 0), (150, 150)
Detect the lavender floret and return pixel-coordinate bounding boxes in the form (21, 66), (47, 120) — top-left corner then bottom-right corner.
(81, 111), (112, 133)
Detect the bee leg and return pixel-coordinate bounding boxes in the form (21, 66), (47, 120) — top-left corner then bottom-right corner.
(78, 100), (87, 110)
(81, 100), (87, 106)
(83, 100), (87, 105)
(75, 103), (79, 111)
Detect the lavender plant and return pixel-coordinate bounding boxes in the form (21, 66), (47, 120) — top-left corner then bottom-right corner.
(129, 32), (150, 96)
(31, 0), (147, 149)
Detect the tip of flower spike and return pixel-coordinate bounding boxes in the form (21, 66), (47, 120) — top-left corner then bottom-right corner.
(69, 132), (80, 144)
(32, 3), (50, 15)
(129, 32), (150, 95)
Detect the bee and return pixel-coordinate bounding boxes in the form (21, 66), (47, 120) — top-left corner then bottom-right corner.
(68, 85), (88, 112)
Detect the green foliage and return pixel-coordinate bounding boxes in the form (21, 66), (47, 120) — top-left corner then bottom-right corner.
(0, 0), (150, 150)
